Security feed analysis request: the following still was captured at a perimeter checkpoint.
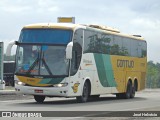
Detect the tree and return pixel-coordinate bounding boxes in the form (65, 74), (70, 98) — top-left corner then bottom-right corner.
(146, 61), (160, 88)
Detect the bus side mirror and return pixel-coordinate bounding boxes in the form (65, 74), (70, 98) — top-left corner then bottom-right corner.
(6, 41), (16, 56)
(66, 42), (73, 59)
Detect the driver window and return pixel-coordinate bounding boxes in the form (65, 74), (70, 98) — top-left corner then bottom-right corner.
(71, 29), (83, 75)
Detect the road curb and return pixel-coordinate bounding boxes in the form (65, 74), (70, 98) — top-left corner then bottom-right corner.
(0, 90), (16, 95)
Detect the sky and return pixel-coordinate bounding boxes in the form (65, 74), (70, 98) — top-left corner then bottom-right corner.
(0, 0), (160, 62)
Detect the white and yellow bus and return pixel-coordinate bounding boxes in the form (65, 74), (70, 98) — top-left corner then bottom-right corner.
(6, 23), (147, 103)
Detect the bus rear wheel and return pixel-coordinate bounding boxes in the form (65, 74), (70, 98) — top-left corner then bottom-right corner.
(34, 95), (45, 103)
(76, 82), (90, 103)
(124, 81), (132, 99)
(130, 86), (135, 98)
(116, 81), (132, 99)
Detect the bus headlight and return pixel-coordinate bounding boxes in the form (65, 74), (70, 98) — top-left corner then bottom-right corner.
(53, 83), (68, 87)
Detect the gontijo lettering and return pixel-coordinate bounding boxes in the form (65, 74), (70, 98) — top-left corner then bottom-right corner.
(117, 59), (134, 68)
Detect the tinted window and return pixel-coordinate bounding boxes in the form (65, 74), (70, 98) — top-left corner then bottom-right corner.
(84, 30), (98, 53)
(141, 41), (147, 57)
(111, 36), (123, 55)
(130, 39), (138, 57)
(84, 30), (113, 54)
(19, 29), (73, 44)
(101, 33), (112, 54)
(83, 29), (146, 58)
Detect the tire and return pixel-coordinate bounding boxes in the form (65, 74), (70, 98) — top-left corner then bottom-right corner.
(76, 82), (90, 103)
(124, 81), (132, 99)
(116, 81), (134, 99)
(130, 86), (135, 98)
(34, 95), (45, 103)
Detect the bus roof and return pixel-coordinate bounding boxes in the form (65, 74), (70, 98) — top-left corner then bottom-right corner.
(86, 24), (145, 41)
(23, 23), (145, 41)
(23, 23), (85, 30)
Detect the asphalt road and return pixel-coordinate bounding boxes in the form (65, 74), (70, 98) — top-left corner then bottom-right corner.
(0, 89), (160, 120)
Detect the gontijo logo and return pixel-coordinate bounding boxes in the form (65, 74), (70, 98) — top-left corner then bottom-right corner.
(117, 59), (134, 68)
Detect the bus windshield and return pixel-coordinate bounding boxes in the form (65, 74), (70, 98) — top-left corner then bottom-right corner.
(15, 29), (73, 77)
(16, 45), (69, 77)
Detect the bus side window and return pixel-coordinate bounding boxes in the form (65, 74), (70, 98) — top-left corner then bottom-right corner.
(141, 41), (147, 57)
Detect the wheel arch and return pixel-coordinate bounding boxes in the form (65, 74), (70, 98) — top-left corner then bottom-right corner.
(127, 77), (133, 86)
(126, 78), (132, 90)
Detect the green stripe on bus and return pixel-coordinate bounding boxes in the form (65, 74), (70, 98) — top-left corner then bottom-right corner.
(94, 54), (116, 87)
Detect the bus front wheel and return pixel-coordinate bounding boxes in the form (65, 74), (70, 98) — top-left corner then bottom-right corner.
(76, 81), (90, 103)
(34, 95), (45, 103)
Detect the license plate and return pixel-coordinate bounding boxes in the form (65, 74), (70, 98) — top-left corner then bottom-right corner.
(34, 89), (43, 93)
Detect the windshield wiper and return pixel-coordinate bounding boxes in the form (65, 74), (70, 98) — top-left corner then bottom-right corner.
(26, 57), (39, 75)
(26, 55), (53, 76)
(42, 58), (53, 76)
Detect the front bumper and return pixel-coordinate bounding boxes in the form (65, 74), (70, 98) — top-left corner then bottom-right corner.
(15, 84), (69, 97)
